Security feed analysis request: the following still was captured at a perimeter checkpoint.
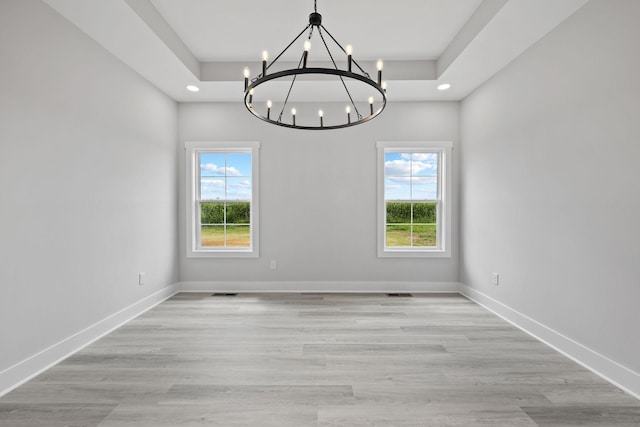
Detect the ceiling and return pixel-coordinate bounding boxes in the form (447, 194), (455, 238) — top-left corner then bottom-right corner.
(42, 0), (589, 103)
(149, 0), (483, 62)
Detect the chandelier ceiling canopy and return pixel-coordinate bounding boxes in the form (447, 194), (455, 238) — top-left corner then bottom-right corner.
(243, 0), (387, 130)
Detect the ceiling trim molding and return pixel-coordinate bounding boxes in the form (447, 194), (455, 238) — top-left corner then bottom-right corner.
(123, 0), (199, 78)
(438, 0), (509, 77)
(43, 0), (590, 103)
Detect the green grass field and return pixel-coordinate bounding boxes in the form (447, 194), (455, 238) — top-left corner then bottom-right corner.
(201, 223), (435, 248)
(201, 225), (250, 247)
(386, 224), (436, 247)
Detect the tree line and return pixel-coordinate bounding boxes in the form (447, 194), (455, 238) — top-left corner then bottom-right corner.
(386, 202), (437, 224)
(201, 202), (250, 224)
(201, 201), (435, 225)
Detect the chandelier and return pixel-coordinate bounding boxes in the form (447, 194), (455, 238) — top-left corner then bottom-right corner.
(243, 0), (387, 130)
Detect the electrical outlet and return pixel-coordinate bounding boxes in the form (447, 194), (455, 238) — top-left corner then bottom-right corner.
(270, 260), (277, 270)
(138, 272), (146, 286)
(492, 272), (499, 286)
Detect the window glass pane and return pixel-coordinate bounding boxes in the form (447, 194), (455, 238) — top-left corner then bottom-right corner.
(412, 152), (438, 176)
(226, 225), (251, 247)
(412, 224), (437, 247)
(386, 202), (411, 224)
(226, 202), (251, 224)
(386, 224), (411, 247)
(226, 177), (252, 200)
(197, 152), (253, 249)
(200, 202), (224, 224)
(199, 153), (226, 177)
(226, 153), (252, 177)
(412, 202), (437, 224)
(201, 225), (225, 247)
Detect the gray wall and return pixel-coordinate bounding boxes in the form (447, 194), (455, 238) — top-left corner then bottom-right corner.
(178, 102), (460, 286)
(460, 0), (640, 376)
(0, 0), (178, 372)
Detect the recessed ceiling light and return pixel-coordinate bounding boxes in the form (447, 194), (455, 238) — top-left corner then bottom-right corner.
(437, 83), (451, 91)
(186, 85), (200, 92)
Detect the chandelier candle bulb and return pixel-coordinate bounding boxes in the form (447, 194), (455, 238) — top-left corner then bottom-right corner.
(346, 44), (353, 72)
(267, 100), (272, 119)
(262, 51), (269, 76)
(249, 88), (254, 105)
(377, 59), (384, 85)
(346, 105), (351, 123)
(291, 108), (296, 126)
(382, 81), (387, 92)
(303, 40), (311, 68)
(243, 67), (250, 91)
(369, 96), (374, 115)
(319, 109), (324, 127)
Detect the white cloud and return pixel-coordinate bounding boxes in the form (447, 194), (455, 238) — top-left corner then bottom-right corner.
(388, 176), (436, 184)
(385, 159), (435, 176)
(385, 159), (411, 175)
(410, 153), (437, 161)
(201, 179), (225, 187)
(229, 180), (251, 189)
(200, 163), (242, 177)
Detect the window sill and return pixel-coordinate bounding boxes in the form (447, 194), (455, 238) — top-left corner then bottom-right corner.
(187, 249), (259, 259)
(378, 248), (451, 258)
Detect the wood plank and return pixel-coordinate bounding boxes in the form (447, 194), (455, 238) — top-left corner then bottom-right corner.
(0, 292), (637, 426)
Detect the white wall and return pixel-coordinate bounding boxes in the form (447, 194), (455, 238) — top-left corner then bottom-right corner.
(0, 0), (178, 390)
(178, 101), (460, 289)
(460, 0), (640, 394)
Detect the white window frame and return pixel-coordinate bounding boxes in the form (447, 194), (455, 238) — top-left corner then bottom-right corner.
(185, 141), (260, 258)
(377, 141), (452, 258)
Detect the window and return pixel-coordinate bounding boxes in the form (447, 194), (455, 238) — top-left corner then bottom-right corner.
(377, 141), (452, 257)
(185, 141), (260, 258)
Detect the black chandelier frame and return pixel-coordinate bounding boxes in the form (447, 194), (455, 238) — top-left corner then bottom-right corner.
(243, 1), (387, 130)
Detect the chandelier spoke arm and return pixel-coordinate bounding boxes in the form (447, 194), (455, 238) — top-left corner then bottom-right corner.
(320, 25), (371, 78)
(277, 52), (306, 122)
(277, 74), (297, 123)
(318, 27), (363, 120)
(317, 27), (337, 70)
(267, 24), (311, 74)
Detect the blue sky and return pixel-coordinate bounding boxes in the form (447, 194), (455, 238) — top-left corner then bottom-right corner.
(198, 151), (437, 201)
(385, 152), (438, 200)
(199, 153), (252, 201)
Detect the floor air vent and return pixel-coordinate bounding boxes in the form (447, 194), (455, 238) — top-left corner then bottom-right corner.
(386, 293), (413, 297)
(211, 293), (238, 297)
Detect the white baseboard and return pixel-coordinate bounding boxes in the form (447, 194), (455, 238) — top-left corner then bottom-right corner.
(178, 281), (461, 294)
(0, 284), (179, 398)
(458, 283), (640, 400)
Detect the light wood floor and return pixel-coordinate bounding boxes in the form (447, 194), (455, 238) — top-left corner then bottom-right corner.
(1, 293), (638, 426)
